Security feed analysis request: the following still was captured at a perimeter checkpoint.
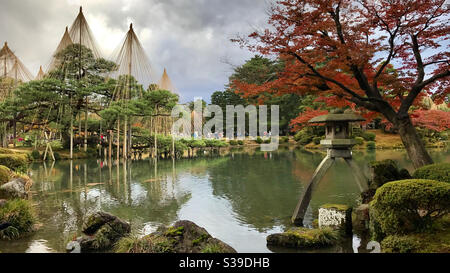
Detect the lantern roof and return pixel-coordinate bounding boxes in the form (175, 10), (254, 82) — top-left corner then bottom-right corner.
(309, 113), (365, 124)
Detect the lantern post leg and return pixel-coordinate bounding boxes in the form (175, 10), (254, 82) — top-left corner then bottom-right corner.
(292, 155), (335, 226)
(344, 158), (369, 192)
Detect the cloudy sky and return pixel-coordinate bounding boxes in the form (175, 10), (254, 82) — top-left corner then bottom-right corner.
(0, 0), (271, 102)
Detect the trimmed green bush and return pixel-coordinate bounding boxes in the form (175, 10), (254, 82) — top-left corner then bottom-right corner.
(255, 137), (263, 144)
(413, 163), (450, 183)
(366, 141), (376, 150)
(264, 139), (271, 144)
(237, 140), (244, 146)
(31, 150), (41, 160)
(362, 132), (376, 141)
(0, 154), (29, 172)
(0, 199), (36, 240)
(354, 137), (364, 145)
(381, 235), (419, 253)
(229, 140), (238, 146)
(370, 179), (450, 238)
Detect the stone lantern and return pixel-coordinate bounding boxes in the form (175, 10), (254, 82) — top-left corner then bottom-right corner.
(292, 113), (370, 226)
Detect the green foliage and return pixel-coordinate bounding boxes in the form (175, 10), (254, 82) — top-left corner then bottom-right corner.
(255, 137), (263, 144)
(413, 163), (450, 183)
(370, 180), (450, 237)
(201, 243), (225, 253)
(366, 141), (376, 150)
(369, 160), (411, 189)
(354, 137), (364, 145)
(237, 140), (244, 146)
(0, 154), (28, 172)
(381, 235), (419, 253)
(50, 140), (64, 151)
(362, 132), (376, 141)
(264, 139), (271, 144)
(0, 199), (36, 240)
(31, 150), (41, 160)
(229, 140), (238, 146)
(0, 165), (13, 185)
(280, 136), (290, 143)
(267, 227), (339, 249)
(295, 128), (313, 145)
(313, 137), (322, 145)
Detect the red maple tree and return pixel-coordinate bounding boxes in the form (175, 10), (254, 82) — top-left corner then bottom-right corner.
(233, 0), (449, 168)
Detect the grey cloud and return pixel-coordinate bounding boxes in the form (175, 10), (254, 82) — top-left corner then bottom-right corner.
(0, 0), (271, 102)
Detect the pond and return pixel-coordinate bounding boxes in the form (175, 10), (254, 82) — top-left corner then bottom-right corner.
(0, 147), (448, 253)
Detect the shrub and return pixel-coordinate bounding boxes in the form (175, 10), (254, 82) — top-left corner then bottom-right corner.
(0, 199), (36, 240)
(294, 128), (313, 146)
(237, 140), (244, 146)
(229, 140), (238, 146)
(50, 140), (63, 151)
(366, 141), (376, 150)
(280, 136), (289, 143)
(362, 132), (376, 141)
(370, 179), (450, 237)
(354, 137), (364, 145)
(0, 154), (28, 172)
(31, 150), (41, 160)
(369, 160), (411, 189)
(313, 137), (322, 145)
(0, 165), (13, 186)
(264, 139), (271, 144)
(255, 137), (263, 144)
(413, 163), (450, 183)
(381, 235), (419, 253)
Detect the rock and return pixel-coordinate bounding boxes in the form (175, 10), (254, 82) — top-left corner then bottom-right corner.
(115, 220), (237, 253)
(82, 212), (118, 235)
(0, 178), (30, 199)
(352, 204), (370, 233)
(267, 227), (339, 249)
(318, 204), (352, 235)
(69, 212), (131, 252)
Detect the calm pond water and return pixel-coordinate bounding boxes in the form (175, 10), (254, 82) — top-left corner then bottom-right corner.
(0, 147), (448, 253)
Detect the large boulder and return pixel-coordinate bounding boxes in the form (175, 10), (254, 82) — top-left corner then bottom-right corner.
(115, 220), (237, 253)
(0, 177), (31, 199)
(70, 212), (131, 252)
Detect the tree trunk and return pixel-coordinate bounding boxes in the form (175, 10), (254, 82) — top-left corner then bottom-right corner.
(396, 116), (433, 169)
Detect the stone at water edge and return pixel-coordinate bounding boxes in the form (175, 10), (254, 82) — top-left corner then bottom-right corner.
(0, 178), (30, 199)
(318, 204), (352, 235)
(67, 212), (131, 253)
(352, 204), (370, 233)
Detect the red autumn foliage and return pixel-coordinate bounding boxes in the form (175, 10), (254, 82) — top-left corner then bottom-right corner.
(290, 108), (329, 131)
(232, 0), (450, 167)
(411, 110), (450, 132)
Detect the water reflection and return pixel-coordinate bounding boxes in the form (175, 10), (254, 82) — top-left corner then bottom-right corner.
(0, 148), (447, 253)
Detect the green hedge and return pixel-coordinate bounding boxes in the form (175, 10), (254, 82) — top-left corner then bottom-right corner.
(370, 179), (450, 238)
(369, 160), (411, 189)
(413, 163), (450, 183)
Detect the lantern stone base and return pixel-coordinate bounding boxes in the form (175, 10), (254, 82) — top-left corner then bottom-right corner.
(318, 204), (352, 235)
